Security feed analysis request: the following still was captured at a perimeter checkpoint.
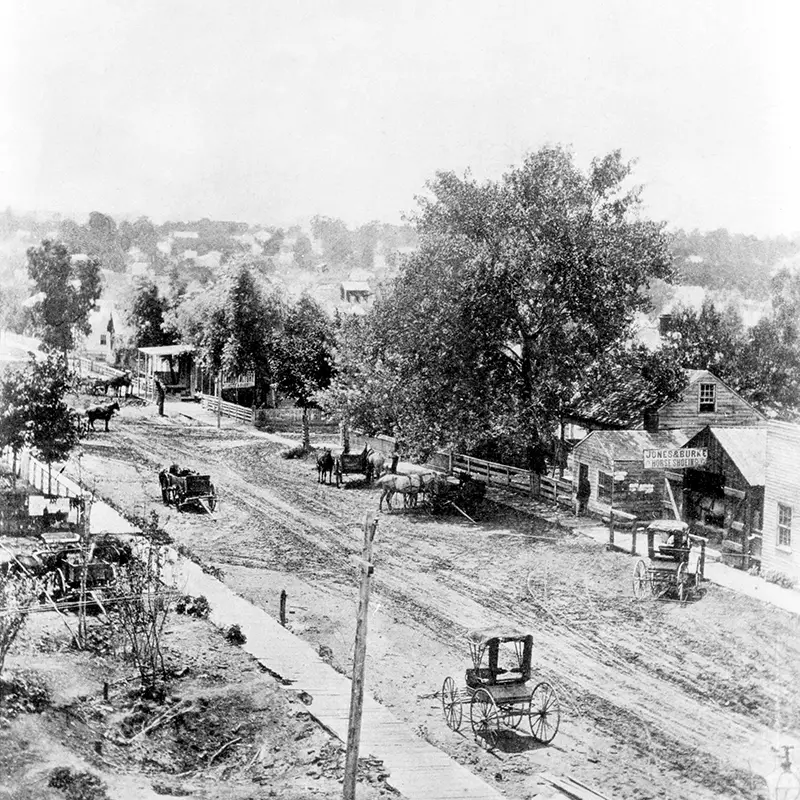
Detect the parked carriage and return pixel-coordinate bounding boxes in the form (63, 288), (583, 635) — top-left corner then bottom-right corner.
(333, 445), (383, 487)
(632, 520), (707, 603)
(426, 471), (487, 514)
(159, 465), (217, 513)
(440, 626), (561, 749)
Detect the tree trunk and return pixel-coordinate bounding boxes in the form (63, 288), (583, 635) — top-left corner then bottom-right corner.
(11, 450), (17, 489)
(340, 417), (350, 454)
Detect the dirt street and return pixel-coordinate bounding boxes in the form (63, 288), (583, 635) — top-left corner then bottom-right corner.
(63, 403), (800, 800)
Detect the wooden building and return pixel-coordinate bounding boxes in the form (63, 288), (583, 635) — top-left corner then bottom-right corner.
(564, 369), (763, 440)
(674, 426), (766, 569)
(761, 421), (800, 582)
(136, 344), (196, 398)
(571, 429), (689, 522)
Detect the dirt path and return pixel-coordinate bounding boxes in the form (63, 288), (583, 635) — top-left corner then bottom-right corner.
(64, 405), (798, 800)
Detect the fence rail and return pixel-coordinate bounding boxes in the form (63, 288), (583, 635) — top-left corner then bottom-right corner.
(539, 474), (575, 505)
(69, 355), (126, 381)
(199, 394), (254, 424)
(452, 453), (537, 493)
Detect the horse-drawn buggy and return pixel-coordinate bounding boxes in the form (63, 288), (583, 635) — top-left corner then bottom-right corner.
(440, 626), (561, 749)
(632, 519), (707, 603)
(159, 465), (217, 513)
(332, 444), (384, 487)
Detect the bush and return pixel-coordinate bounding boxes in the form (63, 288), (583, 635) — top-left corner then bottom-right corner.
(0, 669), (52, 717)
(280, 445), (307, 459)
(763, 569), (797, 590)
(175, 594), (211, 618)
(225, 624), (247, 645)
(48, 766), (109, 800)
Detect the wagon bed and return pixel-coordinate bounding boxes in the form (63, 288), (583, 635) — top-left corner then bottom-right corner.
(159, 467), (217, 513)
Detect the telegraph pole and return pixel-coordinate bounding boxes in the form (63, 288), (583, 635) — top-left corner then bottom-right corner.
(342, 514), (378, 800)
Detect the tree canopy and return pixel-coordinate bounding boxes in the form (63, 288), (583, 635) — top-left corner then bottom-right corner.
(26, 240), (103, 364)
(127, 280), (175, 349)
(343, 147), (677, 462)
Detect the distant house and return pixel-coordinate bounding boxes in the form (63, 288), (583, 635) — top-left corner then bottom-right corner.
(137, 344), (196, 398)
(564, 369), (763, 440)
(571, 429), (690, 522)
(340, 281), (372, 305)
(82, 304), (116, 362)
(761, 421), (800, 582)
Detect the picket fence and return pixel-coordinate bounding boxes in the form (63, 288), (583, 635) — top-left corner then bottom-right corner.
(2, 448), (86, 498)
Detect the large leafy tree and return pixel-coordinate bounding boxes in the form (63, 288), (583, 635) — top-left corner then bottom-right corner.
(273, 295), (335, 449)
(127, 280), (175, 348)
(364, 146), (674, 463)
(26, 240), (103, 367)
(0, 365), (31, 486)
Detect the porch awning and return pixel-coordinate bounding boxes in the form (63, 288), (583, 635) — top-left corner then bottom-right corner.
(138, 345), (195, 357)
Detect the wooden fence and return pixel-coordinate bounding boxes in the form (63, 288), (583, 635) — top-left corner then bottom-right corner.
(199, 394), (254, 424)
(69, 355), (126, 381)
(2, 447), (86, 498)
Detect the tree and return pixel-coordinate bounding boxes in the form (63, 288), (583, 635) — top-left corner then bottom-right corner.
(273, 295), (335, 449)
(26, 240), (103, 367)
(0, 572), (40, 677)
(262, 228), (285, 257)
(26, 355), (79, 493)
(360, 146), (674, 462)
(311, 216), (353, 265)
(0, 365), (31, 486)
(127, 280), (174, 348)
(293, 234), (314, 270)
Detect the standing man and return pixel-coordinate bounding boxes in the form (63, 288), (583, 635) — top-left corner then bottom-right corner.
(576, 472), (591, 516)
(154, 376), (166, 417)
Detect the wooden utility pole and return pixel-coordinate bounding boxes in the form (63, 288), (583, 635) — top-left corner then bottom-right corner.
(342, 514), (378, 800)
(216, 370), (222, 429)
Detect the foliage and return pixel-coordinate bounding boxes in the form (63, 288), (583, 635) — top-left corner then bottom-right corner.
(0, 572), (41, 676)
(224, 624), (246, 645)
(106, 540), (174, 694)
(293, 234), (314, 269)
(175, 594), (210, 618)
(48, 766), (109, 800)
(343, 147), (674, 461)
(280, 444), (308, 460)
(26, 240), (103, 362)
(0, 364), (31, 460)
(126, 280), (175, 348)
(311, 215), (353, 265)
(763, 570), (797, 590)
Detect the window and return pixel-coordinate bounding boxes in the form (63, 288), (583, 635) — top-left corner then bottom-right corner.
(699, 382), (716, 413)
(778, 504), (793, 549)
(598, 471), (613, 503)
(99, 334), (107, 346)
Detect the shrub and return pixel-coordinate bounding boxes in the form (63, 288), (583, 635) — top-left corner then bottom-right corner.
(225, 624), (247, 645)
(763, 570), (797, 590)
(0, 669), (52, 717)
(175, 594), (211, 618)
(280, 445), (307, 459)
(48, 766), (109, 800)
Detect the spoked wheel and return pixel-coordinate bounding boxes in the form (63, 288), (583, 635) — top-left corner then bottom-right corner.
(676, 562), (690, 604)
(528, 682), (560, 744)
(632, 559), (650, 600)
(470, 688), (501, 749)
(527, 567), (548, 605)
(441, 677), (463, 732)
(208, 486), (217, 512)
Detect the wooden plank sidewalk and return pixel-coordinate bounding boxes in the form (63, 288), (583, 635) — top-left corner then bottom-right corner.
(166, 554), (506, 800)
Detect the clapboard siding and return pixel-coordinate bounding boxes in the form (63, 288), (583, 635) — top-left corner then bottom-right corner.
(761, 422), (800, 580)
(658, 374), (762, 431)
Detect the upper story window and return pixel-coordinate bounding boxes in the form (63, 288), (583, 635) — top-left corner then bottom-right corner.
(699, 382), (716, 413)
(99, 334), (107, 346)
(778, 503), (793, 549)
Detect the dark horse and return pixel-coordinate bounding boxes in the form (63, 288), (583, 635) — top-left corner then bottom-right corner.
(86, 401), (120, 431)
(96, 372), (132, 397)
(316, 448), (334, 484)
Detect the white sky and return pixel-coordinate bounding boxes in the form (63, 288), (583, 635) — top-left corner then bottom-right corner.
(0, 1), (798, 234)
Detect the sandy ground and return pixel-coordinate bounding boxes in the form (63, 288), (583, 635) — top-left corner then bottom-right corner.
(55, 401), (800, 799)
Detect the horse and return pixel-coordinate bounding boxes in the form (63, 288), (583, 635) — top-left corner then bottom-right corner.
(377, 472), (441, 511)
(364, 448), (385, 484)
(85, 401), (120, 431)
(106, 372), (132, 397)
(316, 448), (334, 484)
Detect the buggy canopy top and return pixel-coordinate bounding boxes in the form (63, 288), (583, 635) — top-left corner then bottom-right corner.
(466, 625), (531, 647)
(647, 519), (689, 534)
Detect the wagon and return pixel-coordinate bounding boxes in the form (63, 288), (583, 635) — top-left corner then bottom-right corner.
(159, 465), (217, 513)
(632, 519), (707, 603)
(440, 626), (561, 749)
(48, 550), (117, 601)
(333, 445), (381, 487)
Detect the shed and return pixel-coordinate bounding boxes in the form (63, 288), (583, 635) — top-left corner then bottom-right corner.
(340, 281), (372, 304)
(571, 429), (690, 522)
(676, 426), (767, 569)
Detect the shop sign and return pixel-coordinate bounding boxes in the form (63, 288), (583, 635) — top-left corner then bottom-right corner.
(643, 447), (708, 469)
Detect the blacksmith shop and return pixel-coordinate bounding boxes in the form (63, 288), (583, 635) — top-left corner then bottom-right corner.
(668, 426), (766, 570)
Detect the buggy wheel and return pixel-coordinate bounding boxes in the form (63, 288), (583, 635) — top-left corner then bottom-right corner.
(441, 677), (462, 732)
(527, 567), (547, 605)
(208, 485), (217, 512)
(632, 559), (650, 600)
(676, 562), (689, 603)
(529, 682), (560, 744)
(470, 688), (500, 749)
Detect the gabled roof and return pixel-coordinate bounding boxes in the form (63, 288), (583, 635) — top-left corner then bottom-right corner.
(573, 429), (690, 462)
(341, 281), (371, 293)
(699, 427), (767, 486)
